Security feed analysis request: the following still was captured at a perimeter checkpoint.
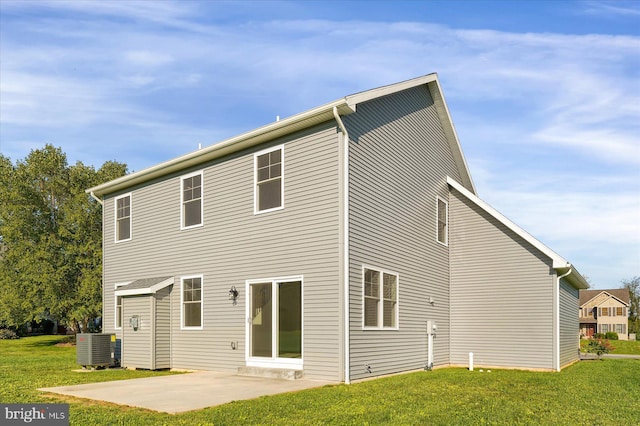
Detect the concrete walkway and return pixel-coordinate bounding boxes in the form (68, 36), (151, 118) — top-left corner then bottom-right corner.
(39, 371), (336, 414)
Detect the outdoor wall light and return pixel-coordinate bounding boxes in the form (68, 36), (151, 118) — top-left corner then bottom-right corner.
(229, 286), (239, 305)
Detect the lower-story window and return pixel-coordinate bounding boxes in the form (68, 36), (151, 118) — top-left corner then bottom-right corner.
(615, 324), (626, 334)
(363, 266), (399, 329)
(600, 324), (609, 333)
(181, 275), (203, 329)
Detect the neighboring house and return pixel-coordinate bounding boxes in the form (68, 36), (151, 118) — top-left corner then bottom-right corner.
(579, 289), (630, 340)
(87, 73), (588, 382)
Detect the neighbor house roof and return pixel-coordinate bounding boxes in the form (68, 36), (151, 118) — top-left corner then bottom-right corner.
(115, 276), (174, 296)
(579, 289), (630, 306)
(87, 73), (475, 198)
(447, 176), (589, 290)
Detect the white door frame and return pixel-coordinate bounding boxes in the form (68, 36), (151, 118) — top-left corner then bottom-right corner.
(245, 275), (303, 369)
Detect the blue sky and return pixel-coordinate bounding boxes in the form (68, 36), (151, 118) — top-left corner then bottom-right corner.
(1, 0), (638, 289)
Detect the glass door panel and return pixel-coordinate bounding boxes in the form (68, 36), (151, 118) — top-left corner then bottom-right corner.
(278, 281), (301, 359)
(250, 283), (272, 358)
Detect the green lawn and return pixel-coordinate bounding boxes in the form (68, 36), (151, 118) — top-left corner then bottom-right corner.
(581, 338), (640, 355)
(2, 335), (639, 425)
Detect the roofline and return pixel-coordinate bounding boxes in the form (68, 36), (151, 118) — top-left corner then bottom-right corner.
(114, 277), (174, 296)
(87, 73), (475, 197)
(580, 291), (631, 307)
(447, 176), (589, 289)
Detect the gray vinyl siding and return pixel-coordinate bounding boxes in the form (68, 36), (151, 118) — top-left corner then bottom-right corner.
(154, 286), (172, 369)
(122, 295), (152, 369)
(449, 187), (555, 370)
(345, 85), (463, 381)
(103, 123), (342, 381)
(559, 278), (579, 368)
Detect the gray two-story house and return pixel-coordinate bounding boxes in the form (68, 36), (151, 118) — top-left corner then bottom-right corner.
(87, 74), (588, 383)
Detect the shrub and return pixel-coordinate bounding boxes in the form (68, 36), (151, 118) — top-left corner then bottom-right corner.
(0, 328), (19, 339)
(605, 332), (619, 340)
(584, 339), (614, 358)
(593, 333), (606, 339)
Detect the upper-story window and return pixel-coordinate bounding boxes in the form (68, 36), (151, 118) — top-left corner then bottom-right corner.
(115, 193), (132, 242)
(437, 196), (448, 245)
(255, 145), (284, 214)
(181, 171), (203, 229)
(363, 266), (399, 329)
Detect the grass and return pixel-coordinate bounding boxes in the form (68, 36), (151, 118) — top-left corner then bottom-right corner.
(2, 335), (639, 425)
(580, 338), (640, 355)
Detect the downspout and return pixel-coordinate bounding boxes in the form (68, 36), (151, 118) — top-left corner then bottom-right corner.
(555, 265), (572, 372)
(89, 191), (104, 206)
(333, 106), (350, 384)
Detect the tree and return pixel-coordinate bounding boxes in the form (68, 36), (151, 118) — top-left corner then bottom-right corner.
(621, 276), (640, 336)
(0, 145), (127, 332)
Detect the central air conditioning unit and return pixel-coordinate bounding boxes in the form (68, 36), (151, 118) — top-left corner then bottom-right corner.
(76, 333), (116, 369)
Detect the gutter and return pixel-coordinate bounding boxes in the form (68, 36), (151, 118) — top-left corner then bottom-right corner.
(89, 191), (103, 206)
(333, 106), (350, 384)
(555, 265), (573, 372)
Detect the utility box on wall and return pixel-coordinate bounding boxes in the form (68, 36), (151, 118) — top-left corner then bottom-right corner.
(76, 333), (115, 368)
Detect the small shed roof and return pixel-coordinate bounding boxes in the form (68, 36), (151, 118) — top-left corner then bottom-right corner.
(115, 276), (174, 296)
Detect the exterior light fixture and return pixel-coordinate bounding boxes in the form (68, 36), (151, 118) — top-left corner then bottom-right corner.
(229, 286), (239, 305)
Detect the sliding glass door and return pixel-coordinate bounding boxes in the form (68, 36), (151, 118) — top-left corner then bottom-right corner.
(248, 278), (302, 368)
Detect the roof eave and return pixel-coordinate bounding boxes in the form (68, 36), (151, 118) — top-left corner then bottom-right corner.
(87, 100), (355, 197)
(447, 176), (588, 289)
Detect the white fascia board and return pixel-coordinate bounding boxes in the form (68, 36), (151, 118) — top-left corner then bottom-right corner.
(114, 277), (174, 296)
(447, 176), (569, 267)
(345, 74), (438, 107)
(447, 176), (589, 289)
(346, 73), (475, 193)
(87, 100), (355, 197)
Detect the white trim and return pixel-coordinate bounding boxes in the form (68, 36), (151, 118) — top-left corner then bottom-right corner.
(114, 192), (132, 243)
(87, 73), (476, 198)
(245, 275), (304, 369)
(361, 265), (399, 331)
(180, 170), (204, 230)
(436, 195), (448, 246)
(180, 274), (204, 330)
(333, 108), (351, 384)
(113, 282), (130, 329)
(253, 145), (285, 215)
(447, 176), (588, 291)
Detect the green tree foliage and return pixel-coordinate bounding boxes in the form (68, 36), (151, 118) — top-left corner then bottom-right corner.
(622, 276), (640, 335)
(0, 145), (127, 332)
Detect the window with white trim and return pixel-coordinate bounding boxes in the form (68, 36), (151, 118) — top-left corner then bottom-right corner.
(181, 275), (203, 329)
(615, 324), (625, 334)
(437, 196), (448, 245)
(181, 171), (203, 229)
(363, 267), (398, 329)
(115, 295), (123, 329)
(115, 193), (131, 242)
(255, 146), (283, 213)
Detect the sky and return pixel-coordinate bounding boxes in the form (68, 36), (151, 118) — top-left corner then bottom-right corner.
(0, 0), (638, 290)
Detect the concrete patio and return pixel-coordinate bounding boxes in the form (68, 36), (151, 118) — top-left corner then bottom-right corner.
(39, 371), (336, 414)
